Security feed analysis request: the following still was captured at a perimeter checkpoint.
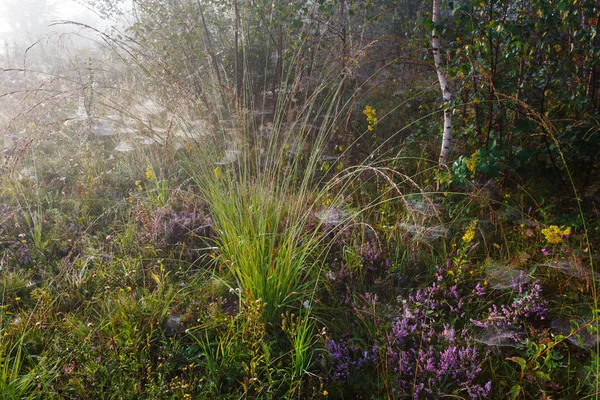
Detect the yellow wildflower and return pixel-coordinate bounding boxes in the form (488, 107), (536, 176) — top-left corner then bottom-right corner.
(541, 225), (571, 244)
(363, 105), (378, 131)
(145, 167), (154, 180)
(214, 166), (221, 179)
(465, 152), (478, 178)
(462, 219), (477, 243)
(435, 170), (451, 186)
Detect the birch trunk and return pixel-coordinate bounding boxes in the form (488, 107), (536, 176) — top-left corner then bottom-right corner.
(432, 0), (453, 169)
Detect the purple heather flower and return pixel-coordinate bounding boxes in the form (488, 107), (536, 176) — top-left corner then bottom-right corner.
(472, 283), (485, 297)
(327, 264), (495, 398)
(541, 248), (550, 255)
(473, 279), (548, 333)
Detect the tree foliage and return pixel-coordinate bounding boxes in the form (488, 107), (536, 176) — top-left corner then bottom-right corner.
(82, 0), (600, 188)
(443, 0), (600, 186)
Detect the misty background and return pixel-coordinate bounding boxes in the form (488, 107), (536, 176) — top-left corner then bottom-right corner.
(0, 0), (108, 62)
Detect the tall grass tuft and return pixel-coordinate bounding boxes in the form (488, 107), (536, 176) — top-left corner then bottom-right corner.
(185, 68), (347, 323)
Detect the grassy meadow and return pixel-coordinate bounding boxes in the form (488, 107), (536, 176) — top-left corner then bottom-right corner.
(1, 0), (600, 398)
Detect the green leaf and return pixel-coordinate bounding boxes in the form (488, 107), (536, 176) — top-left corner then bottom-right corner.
(534, 370), (551, 381)
(509, 384), (521, 400)
(507, 356), (527, 373)
(513, 119), (534, 134)
(423, 18), (435, 31)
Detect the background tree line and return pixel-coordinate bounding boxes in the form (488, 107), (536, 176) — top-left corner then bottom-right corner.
(81, 0), (600, 196)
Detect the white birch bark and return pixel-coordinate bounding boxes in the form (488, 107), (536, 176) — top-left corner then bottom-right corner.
(432, 0), (453, 169)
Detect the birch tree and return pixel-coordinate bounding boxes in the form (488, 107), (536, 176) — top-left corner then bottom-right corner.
(432, 0), (453, 169)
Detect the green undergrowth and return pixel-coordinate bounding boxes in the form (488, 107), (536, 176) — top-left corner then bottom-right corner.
(0, 8), (599, 398)
(0, 121), (598, 398)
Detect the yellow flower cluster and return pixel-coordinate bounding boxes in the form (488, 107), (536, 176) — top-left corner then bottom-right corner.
(363, 105), (378, 131)
(541, 225), (571, 244)
(145, 167), (155, 180)
(465, 152), (478, 178)
(462, 219), (477, 243)
(435, 170), (451, 186)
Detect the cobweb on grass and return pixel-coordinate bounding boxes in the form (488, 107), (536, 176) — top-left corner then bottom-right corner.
(551, 318), (599, 350)
(398, 222), (448, 242)
(314, 207), (349, 226)
(405, 198), (441, 218)
(538, 259), (599, 282)
(473, 325), (522, 347)
(483, 262), (530, 289)
(215, 149), (240, 165)
(114, 140), (134, 152)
